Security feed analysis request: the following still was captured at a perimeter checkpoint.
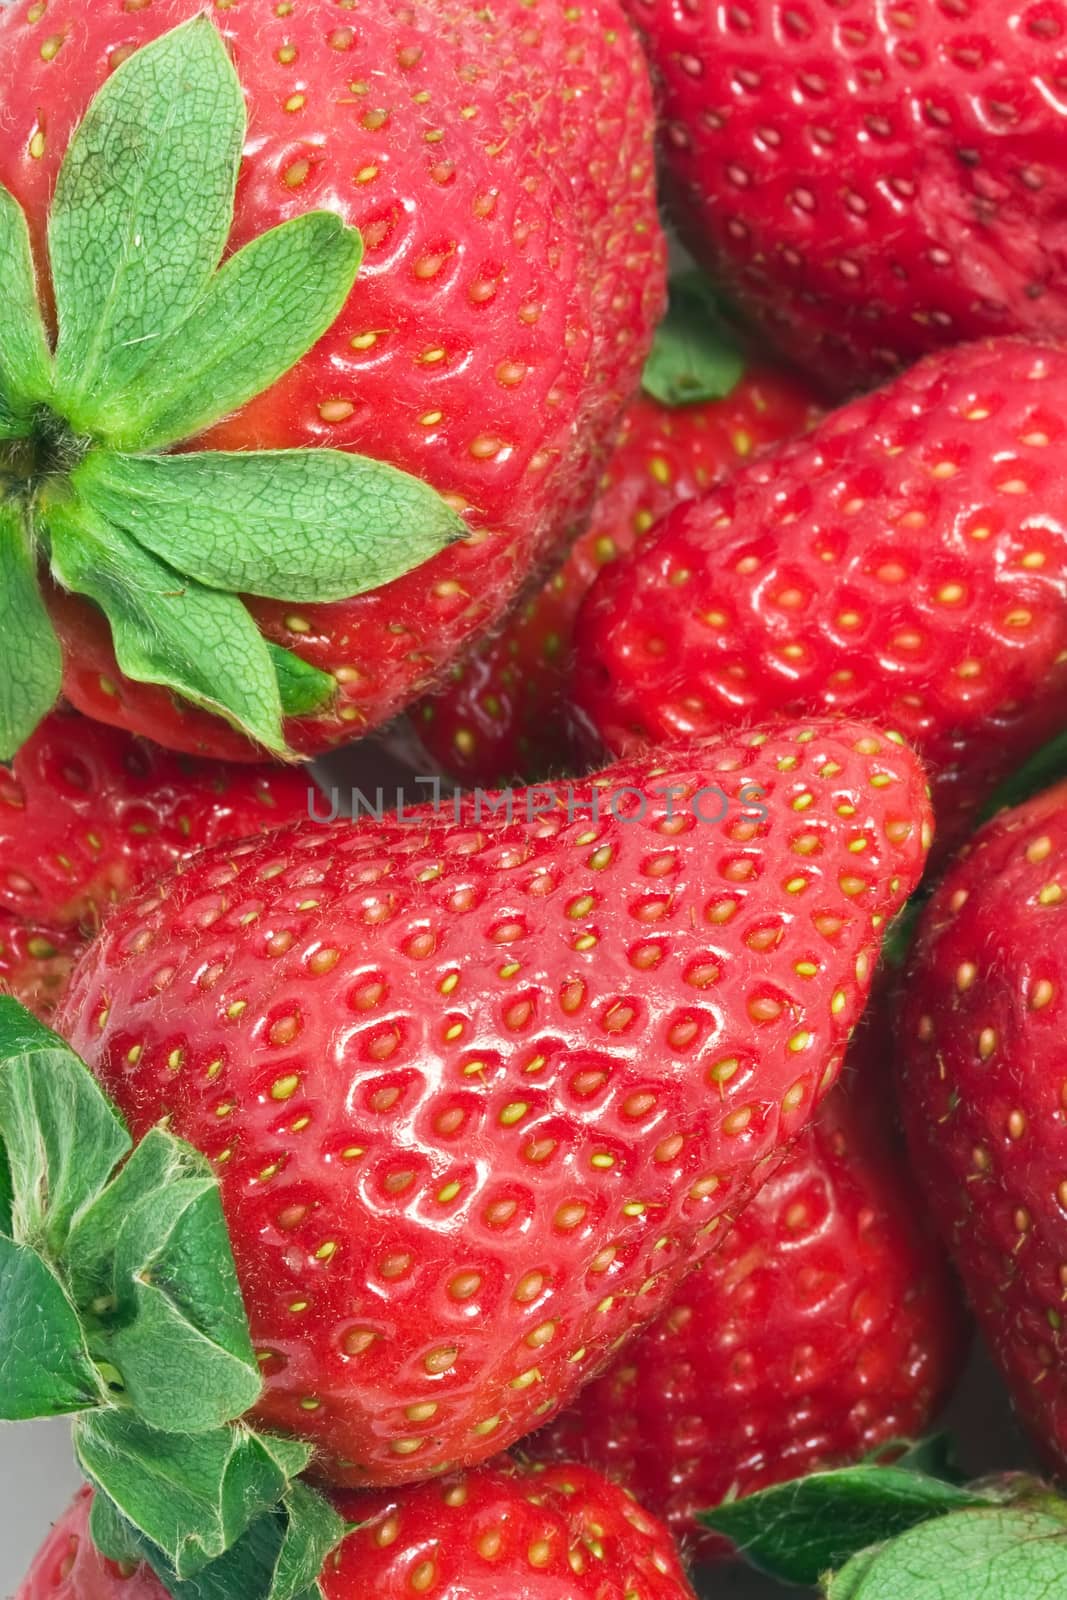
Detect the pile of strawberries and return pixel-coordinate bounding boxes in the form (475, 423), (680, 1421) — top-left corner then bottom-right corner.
(6, 3), (1067, 1598)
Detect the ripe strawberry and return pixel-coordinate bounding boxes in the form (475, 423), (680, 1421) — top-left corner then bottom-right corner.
(18, 1467), (698, 1600)
(574, 337), (1067, 860)
(0, 0), (664, 761)
(0, 708), (312, 931)
(531, 1027), (968, 1555)
(416, 364), (820, 785)
(0, 708), (311, 1018)
(624, 0), (1067, 392)
(59, 721), (930, 1486)
(900, 777), (1067, 1479)
(0, 915), (82, 1020)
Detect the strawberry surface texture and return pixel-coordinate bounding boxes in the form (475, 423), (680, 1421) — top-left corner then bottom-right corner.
(623, 0), (1067, 392)
(59, 722), (931, 1487)
(16, 1469), (698, 1600)
(417, 366), (820, 785)
(532, 1026), (968, 1554)
(0, 709), (311, 1018)
(574, 336), (1067, 861)
(0, 0), (664, 759)
(901, 777), (1067, 1481)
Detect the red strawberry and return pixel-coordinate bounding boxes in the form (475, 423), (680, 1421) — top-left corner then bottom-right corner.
(0, 708), (311, 1018)
(900, 776), (1067, 1479)
(624, 0), (1067, 393)
(18, 1468), (697, 1600)
(59, 721), (930, 1486)
(0, 708), (312, 931)
(0, 0), (664, 761)
(530, 1025), (968, 1555)
(0, 915), (83, 1021)
(574, 337), (1067, 861)
(416, 364), (820, 786)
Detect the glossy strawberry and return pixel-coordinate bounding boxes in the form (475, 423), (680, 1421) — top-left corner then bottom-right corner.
(0, 709), (312, 931)
(60, 721), (930, 1487)
(0, 0), (664, 761)
(416, 366), (820, 786)
(574, 337), (1067, 860)
(0, 709), (310, 1019)
(18, 1468), (697, 1600)
(624, 0), (1067, 393)
(900, 777), (1067, 1479)
(0, 914), (82, 1020)
(532, 1031), (968, 1555)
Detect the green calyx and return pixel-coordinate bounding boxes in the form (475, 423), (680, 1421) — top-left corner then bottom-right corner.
(641, 271), (747, 408)
(0, 16), (465, 759)
(703, 1439), (1067, 1597)
(0, 997), (345, 1599)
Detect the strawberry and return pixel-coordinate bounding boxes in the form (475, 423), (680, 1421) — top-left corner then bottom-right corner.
(416, 358), (820, 786)
(18, 1468), (698, 1600)
(0, 708), (311, 1019)
(574, 336), (1067, 861)
(0, 0), (664, 762)
(0, 914), (82, 1020)
(56, 721), (931, 1487)
(0, 708), (312, 932)
(623, 0), (1067, 393)
(900, 776), (1067, 1480)
(530, 1025), (968, 1556)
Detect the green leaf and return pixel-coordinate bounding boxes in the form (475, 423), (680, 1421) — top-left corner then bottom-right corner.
(75, 1412), (314, 1580)
(980, 728), (1067, 824)
(642, 272), (746, 407)
(271, 1481), (347, 1600)
(826, 1546), (882, 1599)
(99, 1162), (260, 1432)
(0, 503), (62, 758)
(0, 1236), (102, 1417)
(44, 493), (289, 755)
(90, 1478), (344, 1600)
(0, 997), (130, 1256)
(89, 1494), (146, 1568)
(890, 1436), (963, 1484)
(823, 1506), (1067, 1599)
(0, 183), (53, 424)
(701, 1466), (989, 1587)
(92, 1500), (293, 1600)
(50, 18), (245, 429)
(102, 211), (363, 452)
(65, 1127), (195, 1307)
(880, 890), (929, 972)
(270, 646), (335, 719)
(0, 1135), (12, 1237)
(74, 447), (466, 603)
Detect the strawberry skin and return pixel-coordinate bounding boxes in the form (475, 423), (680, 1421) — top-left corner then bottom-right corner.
(59, 722), (930, 1486)
(625, 0), (1067, 392)
(19, 1468), (698, 1600)
(417, 370), (820, 785)
(0, 0), (664, 760)
(532, 1031), (968, 1554)
(0, 915), (83, 1021)
(574, 337), (1067, 860)
(0, 709), (311, 932)
(900, 778), (1067, 1479)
